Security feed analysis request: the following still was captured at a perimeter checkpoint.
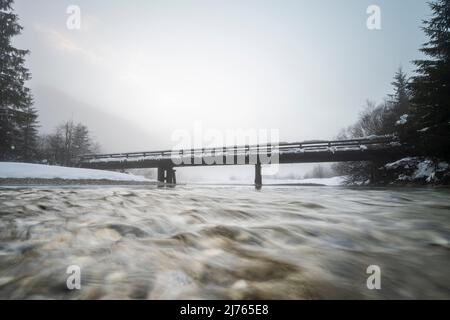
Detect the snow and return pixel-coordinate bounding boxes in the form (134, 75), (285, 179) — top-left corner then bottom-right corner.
(278, 148), (305, 155)
(327, 146), (337, 154)
(364, 135), (389, 140)
(414, 160), (435, 182)
(0, 162), (150, 182)
(266, 176), (346, 186)
(438, 162), (449, 171)
(385, 157), (416, 169)
(298, 176), (346, 186)
(396, 114), (408, 126)
(88, 154), (169, 163)
(385, 158), (449, 183)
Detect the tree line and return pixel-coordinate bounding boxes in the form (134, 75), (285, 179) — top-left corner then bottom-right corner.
(334, 0), (450, 184)
(0, 0), (99, 165)
(37, 121), (100, 166)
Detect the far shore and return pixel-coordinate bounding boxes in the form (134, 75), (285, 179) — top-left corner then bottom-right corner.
(1, 178), (448, 188)
(0, 178), (330, 187)
(0, 178), (157, 186)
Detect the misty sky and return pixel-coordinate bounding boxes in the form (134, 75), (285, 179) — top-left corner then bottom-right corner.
(12, 0), (430, 153)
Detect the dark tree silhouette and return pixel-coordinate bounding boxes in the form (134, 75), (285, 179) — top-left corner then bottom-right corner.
(403, 0), (450, 159)
(384, 68), (411, 135)
(0, 0), (38, 161)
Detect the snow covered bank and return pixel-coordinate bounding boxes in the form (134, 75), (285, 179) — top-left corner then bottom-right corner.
(265, 176), (346, 186)
(0, 162), (150, 182)
(384, 157), (450, 184)
(294, 176), (346, 186)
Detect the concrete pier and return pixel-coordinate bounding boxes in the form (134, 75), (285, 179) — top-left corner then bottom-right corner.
(255, 162), (262, 189)
(157, 166), (176, 184)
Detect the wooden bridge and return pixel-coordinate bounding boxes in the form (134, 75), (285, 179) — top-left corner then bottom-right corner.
(78, 136), (407, 188)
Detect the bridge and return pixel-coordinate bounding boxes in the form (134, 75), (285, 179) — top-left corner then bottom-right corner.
(78, 136), (407, 188)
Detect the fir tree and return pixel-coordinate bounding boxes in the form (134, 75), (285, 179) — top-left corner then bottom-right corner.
(0, 0), (37, 160)
(385, 68), (411, 134)
(17, 103), (39, 161)
(405, 0), (450, 159)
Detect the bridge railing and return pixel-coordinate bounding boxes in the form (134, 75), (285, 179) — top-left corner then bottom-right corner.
(77, 136), (399, 164)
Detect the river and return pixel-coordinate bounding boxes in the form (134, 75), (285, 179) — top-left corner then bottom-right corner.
(0, 185), (449, 299)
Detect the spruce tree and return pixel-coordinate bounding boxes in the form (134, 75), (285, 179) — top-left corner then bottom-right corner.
(405, 0), (450, 159)
(17, 103), (38, 161)
(0, 0), (37, 161)
(383, 68), (411, 135)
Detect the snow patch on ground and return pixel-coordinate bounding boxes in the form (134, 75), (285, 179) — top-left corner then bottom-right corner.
(414, 160), (436, 181)
(385, 157), (416, 170)
(0, 162), (150, 182)
(298, 176), (346, 186)
(396, 114), (408, 126)
(266, 176), (346, 186)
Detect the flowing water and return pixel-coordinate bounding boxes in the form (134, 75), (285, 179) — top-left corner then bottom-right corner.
(0, 185), (449, 299)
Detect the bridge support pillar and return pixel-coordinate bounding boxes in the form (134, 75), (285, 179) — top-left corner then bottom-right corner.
(255, 162), (262, 190)
(157, 166), (176, 185)
(166, 167), (176, 184)
(157, 167), (165, 183)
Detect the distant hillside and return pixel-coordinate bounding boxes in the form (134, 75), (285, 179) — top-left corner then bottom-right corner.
(33, 85), (163, 153)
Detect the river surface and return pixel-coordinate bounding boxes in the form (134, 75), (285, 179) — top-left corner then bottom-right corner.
(0, 185), (449, 299)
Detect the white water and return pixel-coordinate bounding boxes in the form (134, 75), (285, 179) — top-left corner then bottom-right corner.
(0, 185), (449, 299)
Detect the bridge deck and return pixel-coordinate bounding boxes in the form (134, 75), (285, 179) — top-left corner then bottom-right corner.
(79, 136), (407, 171)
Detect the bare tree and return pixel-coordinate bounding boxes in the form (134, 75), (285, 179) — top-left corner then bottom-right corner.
(38, 120), (100, 166)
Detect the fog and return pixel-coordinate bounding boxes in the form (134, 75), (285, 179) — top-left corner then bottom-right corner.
(11, 0), (430, 180)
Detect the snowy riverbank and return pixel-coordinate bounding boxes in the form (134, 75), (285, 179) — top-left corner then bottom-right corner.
(383, 157), (450, 185)
(0, 162), (150, 182)
(264, 176), (346, 186)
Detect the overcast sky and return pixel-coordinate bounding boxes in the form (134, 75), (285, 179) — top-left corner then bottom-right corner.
(13, 0), (430, 153)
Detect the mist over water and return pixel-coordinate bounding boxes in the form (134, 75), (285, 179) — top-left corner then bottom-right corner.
(0, 186), (449, 299)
